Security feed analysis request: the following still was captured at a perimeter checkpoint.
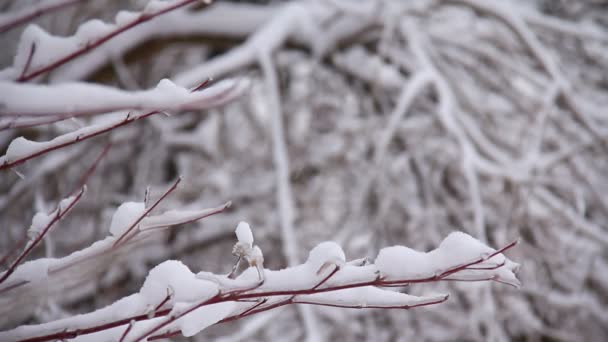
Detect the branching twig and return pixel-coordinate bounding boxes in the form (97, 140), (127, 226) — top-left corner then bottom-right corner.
(15, 0), (208, 82)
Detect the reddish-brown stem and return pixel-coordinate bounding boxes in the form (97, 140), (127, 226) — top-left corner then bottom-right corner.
(238, 298), (268, 317)
(465, 260), (506, 270)
(191, 77), (212, 92)
(68, 142), (112, 196)
(153, 288), (173, 312)
(0, 0), (84, 34)
(118, 321), (134, 342)
(0, 237), (27, 268)
(113, 176), (182, 246)
(293, 295), (449, 310)
(0, 110), (158, 171)
(0, 187), (85, 284)
(312, 264), (340, 290)
(132, 291), (222, 342)
(19, 43), (37, 79)
(0, 145), (106, 273)
(17, 309), (172, 342)
(16, 0), (204, 82)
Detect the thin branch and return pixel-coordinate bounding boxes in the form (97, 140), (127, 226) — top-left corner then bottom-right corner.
(113, 176), (182, 246)
(0, 109), (158, 171)
(118, 320), (135, 342)
(16, 0), (207, 82)
(0, 187), (85, 284)
(18, 43), (36, 80)
(68, 142), (112, 196)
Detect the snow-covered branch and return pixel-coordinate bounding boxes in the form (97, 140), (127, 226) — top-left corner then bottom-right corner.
(1, 0), (209, 82)
(0, 78), (247, 169)
(0, 224), (518, 341)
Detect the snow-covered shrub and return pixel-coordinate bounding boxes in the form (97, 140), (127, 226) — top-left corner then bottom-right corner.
(1, 0), (606, 340)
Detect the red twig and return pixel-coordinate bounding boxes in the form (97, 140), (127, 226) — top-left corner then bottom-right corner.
(131, 291), (222, 342)
(292, 294), (449, 310)
(16, 0), (205, 82)
(68, 142), (112, 196)
(0, 237), (27, 268)
(153, 288), (174, 312)
(19, 43), (37, 80)
(17, 309), (172, 342)
(0, 110), (158, 171)
(312, 264), (340, 290)
(0, 187), (85, 284)
(118, 320), (134, 342)
(113, 176), (182, 246)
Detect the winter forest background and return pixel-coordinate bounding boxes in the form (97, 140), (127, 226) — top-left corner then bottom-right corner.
(0, 0), (607, 341)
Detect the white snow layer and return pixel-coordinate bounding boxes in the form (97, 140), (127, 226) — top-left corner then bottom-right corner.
(235, 221), (254, 245)
(0, 78), (244, 116)
(0, 230), (519, 340)
(109, 202), (146, 236)
(375, 232), (515, 283)
(173, 301), (236, 337)
(0, 79), (247, 166)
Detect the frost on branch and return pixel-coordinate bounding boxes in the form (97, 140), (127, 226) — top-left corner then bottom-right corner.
(0, 226), (518, 341)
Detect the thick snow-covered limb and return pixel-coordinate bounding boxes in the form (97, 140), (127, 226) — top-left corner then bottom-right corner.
(0, 78), (247, 170)
(0, 0), (85, 34)
(1, 231), (518, 341)
(0, 78), (243, 117)
(2, 0), (208, 82)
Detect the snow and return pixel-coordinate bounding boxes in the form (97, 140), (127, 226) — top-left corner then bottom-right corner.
(140, 260), (218, 304)
(115, 10), (140, 26)
(4, 136), (40, 164)
(74, 19), (114, 41)
(375, 246), (432, 279)
(305, 241), (345, 270)
(109, 202), (146, 236)
(297, 286), (448, 308)
(7, 258), (51, 283)
(139, 202), (231, 231)
(173, 301), (236, 337)
(432, 231), (495, 266)
(375, 232), (500, 280)
(143, 0), (175, 14)
(0, 78), (245, 116)
(235, 221), (254, 245)
(27, 212), (52, 239)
